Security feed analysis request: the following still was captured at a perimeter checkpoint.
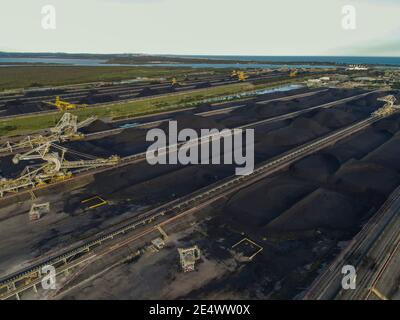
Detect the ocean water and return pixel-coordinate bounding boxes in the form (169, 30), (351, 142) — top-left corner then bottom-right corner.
(0, 57), (108, 66)
(128, 63), (335, 69)
(0, 56), (399, 68)
(0, 57), (334, 69)
(186, 55), (400, 66)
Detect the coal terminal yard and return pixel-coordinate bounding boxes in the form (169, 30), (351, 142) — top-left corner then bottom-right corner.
(3, 0), (400, 309)
(1, 81), (400, 301)
(0, 70), (296, 118)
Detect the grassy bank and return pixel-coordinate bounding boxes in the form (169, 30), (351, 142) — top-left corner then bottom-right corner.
(0, 77), (306, 136)
(0, 66), (204, 91)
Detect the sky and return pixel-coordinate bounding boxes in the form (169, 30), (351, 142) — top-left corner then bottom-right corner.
(1, 0), (399, 56)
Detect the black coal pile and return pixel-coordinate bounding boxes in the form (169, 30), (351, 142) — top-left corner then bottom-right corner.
(80, 94), (119, 104)
(325, 128), (392, 164)
(137, 86), (176, 97)
(266, 188), (368, 232)
(289, 153), (341, 183)
(195, 82), (212, 89)
(24, 89), (66, 97)
(80, 120), (114, 134)
(223, 175), (317, 230)
(159, 114), (226, 134)
(332, 159), (400, 197)
(4, 102), (42, 115)
(365, 131), (400, 171)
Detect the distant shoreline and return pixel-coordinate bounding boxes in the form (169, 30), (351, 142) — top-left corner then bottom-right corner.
(0, 52), (399, 68)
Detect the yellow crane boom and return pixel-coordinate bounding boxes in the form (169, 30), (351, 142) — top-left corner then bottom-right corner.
(45, 96), (87, 111)
(0, 142), (120, 197)
(237, 71), (248, 82)
(290, 69), (298, 77)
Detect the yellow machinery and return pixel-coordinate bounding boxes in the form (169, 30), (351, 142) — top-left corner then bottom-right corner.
(237, 71), (248, 82)
(46, 96), (87, 111)
(0, 113), (97, 155)
(50, 113), (97, 140)
(0, 142), (120, 197)
(373, 95), (398, 117)
(171, 77), (178, 86)
(290, 69), (298, 77)
(23, 271), (40, 286)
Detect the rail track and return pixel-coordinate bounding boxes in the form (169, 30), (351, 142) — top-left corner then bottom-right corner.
(0, 90), (377, 200)
(0, 109), (391, 300)
(364, 232), (400, 300)
(82, 89), (331, 139)
(0, 88), (327, 155)
(303, 184), (400, 300)
(0, 73), (289, 119)
(0, 74), (232, 105)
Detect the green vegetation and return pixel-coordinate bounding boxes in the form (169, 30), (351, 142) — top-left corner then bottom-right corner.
(0, 114), (61, 135)
(0, 66), (203, 91)
(78, 83), (256, 120)
(0, 82), (252, 135)
(0, 76), (307, 136)
(392, 82), (400, 89)
(106, 55), (339, 67)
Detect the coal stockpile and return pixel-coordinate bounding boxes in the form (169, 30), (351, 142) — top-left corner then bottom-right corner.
(177, 112), (400, 299)
(159, 114), (225, 133)
(80, 93), (120, 104)
(190, 102), (214, 113)
(0, 155), (31, 178)
(24, 88), (66, 98)
(219, 111), (400, 236)
(333, 160), (400, 197)
(195, 81), (212, 89)
(64, 89), (386, 214)
(214, 88), (369, 129)
(266, 188), (369, 232)
(48, 89), (383, 168)
(257, 117), (329, 147)
(221, 175), (318, 230)
(76, 87), (317, 137)
(3, 101), (45, 116)
(80, 88), (313, 131)
(77, 87), (336, 157)
(84, 163), (236, 205)
(252, 110), (363, 160)
(68, 114), (227, 157)
(365, 132), (400, 171)
(137, 86), (176, 97)
(0, 73), (318, 118)
(324, 128), (391, 164)
(289, 153), (341, 183)
(2, 87), (397, 300)
(82, 89), (373, 159)
(80, 119), (114, 134)
(0, 83), (175, 117)
(0, 99), (21, 112)
(310, 108), (358, 129)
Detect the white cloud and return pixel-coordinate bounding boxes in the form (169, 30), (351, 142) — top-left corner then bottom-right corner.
(0, 0), (399, 55)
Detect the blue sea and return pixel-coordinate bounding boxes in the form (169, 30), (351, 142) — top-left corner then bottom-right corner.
(0, 55), (399, 69)
(188, 55), (400, 66)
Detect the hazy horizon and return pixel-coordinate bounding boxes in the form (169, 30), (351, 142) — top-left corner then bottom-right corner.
(1, 52), (399, 58)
